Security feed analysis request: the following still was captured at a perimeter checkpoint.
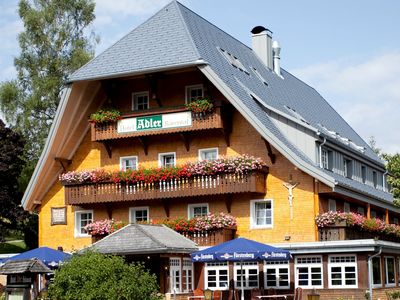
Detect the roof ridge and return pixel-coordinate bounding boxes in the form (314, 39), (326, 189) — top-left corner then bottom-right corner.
(135, 224), (165, 248)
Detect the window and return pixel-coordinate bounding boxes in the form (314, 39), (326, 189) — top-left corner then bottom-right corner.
(357, 207), (365, 216)
(205, 262), (229, 290)
(372, 257), (381, 286)
(188, 203), (209, 218)
(373, 171), (378, 188)
(394, 218), (399, 225)
(185, 84), (203, 103)
(159, 152), (176, 168)
(295, 256), (323, 288)
(385, 257), (396, 286)
(170, 258), (181, 293)
(328, 255), (357, 288)
(74, 210), (93, 237)
(264, 261), (290, 289)
(129, 207), (149, 223)
(182, 258), (193, 292)
(361, 166), (367, 183)
(344, 158), (353, 179)
(132, 91), (149, 110)
(120, 156), (138, 171)
(328, 199), (337, 212)
(370, 210), (377, 219)
(234, 262), (259, 289)
(199, 148), (218, 161)
(344, 202), (350, 213)
(250, 199), (273, 229)
(321, 147), (333, 170)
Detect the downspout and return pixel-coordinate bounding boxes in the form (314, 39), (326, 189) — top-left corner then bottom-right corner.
(318, 136), (327, 168)
(368, 247), (382, 300)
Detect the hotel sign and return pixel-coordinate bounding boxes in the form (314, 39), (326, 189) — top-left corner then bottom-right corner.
(117, 111), (192, 133)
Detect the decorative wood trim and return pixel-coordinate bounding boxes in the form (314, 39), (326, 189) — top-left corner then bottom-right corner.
(225, 195), (233, 213)
(147, 74), (162, 107)
(105, 204), (113, 219)
(262, 138), (276, 164)
(179, 133), (190, 152)
(138, 137), (148, 155)
(162, 201), (170, 218)
(101, 141), (112, 158)
(221, 104), (232, 146)
(54, 157), (72, 172)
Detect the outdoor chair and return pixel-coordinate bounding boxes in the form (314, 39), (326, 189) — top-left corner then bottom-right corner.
(204, 289), (213, 300)
(294, 287), (302, 300)
(213, 290), (222, 300)
(187, 289), (205, 300)
(228, 289), (239, 300)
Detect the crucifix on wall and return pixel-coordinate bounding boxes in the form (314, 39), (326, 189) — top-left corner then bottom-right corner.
(283, 181), (299, 220)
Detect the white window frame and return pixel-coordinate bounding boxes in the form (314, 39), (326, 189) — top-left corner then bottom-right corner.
(185, 84), (204, 103)
(328, 255), (358, 289)
(158, 152), (176, 168)
(129, 206), (149, 223)
(188, 203), (209, 219)
(357, 207), (365, 216)
(264, 261), (290, 289)
(328, 199), (337, 212)
(132, 91), (149, 111)
(385, 256), (396, 287)
(182, 258), (194, 293)
(250, 199), (273, 229)
(344, 202), (351, 213)
(234, 262), (259, 290)
(74, 210), (93, 238)
(295, 256), (323, 289)
(169, 257), (181, 293)
(205, 262), (229, 291)
(198, 147), (219, 161)
(372, 256), (382, 287)
(120, 156), (138, 171)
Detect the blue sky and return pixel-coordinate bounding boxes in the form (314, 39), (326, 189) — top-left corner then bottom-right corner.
(1, 0), (399, 153)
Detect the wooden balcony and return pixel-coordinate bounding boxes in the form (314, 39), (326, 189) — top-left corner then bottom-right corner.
(64, 170), (267, 205)
(91, 106), (225, 142)
(180, 228), (236, 246)
(318, 223), (398, 243)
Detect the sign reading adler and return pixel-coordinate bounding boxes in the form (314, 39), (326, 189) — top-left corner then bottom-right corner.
(117, 111), (192, 133)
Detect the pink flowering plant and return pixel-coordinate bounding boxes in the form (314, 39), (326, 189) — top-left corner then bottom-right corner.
(154, 212), (237, 233)
(59, 155), (266, 185)
(84, 219), (125, 236)
(315, 211), (400, 237)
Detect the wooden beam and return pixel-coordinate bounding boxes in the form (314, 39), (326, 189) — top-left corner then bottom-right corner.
(54, 157), (72, 172)
(138, 137), (148, 155)
(162, 201), (170, 218)
(102, 141), (112, 158)
(179, 133), (190, 152)
(225, 195), (233, 213)
(385, 209), (389, 224)
(147, 74), (162, 107)
(262, 138), (276, 164)
(221, 104), (233, 147)
(367, 204), (371, 219)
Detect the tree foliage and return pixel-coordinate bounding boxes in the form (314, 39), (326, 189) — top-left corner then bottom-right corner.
(48, 251), (162, 300)
(0, 120), (25, 241)
(383, 153), (400, 206)
(0, 0), (97, 189)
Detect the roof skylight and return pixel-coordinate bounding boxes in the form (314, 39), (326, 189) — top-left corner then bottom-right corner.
(218, 48), (249, 74)
(252, 67), (268, 86)
(318, 124), (366, 153)
(284, 105), (309, 125)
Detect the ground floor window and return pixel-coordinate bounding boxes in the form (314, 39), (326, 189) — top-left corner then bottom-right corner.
(328, 255), (357, 288)
(264, 260), (290, 289)
(170, 258), (181, 293)
(205, 262), (229, 290)
(295, 256), (323, 288)
(169, 257), (193, 293)
(372, 257), (382, 286)
(385, 257), (396, 286)
(182, 258), (193, 292)
(234, 262), (259, 289)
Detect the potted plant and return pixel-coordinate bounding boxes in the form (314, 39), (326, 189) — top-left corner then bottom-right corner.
(185, 97), (214, 118)
(88, 108), (122, 124)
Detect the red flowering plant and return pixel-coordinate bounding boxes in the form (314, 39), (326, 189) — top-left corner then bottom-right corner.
(185, 97), (214, 114)
(84, 219), (126, 236)
(59, 155), (265, 186)
(88, 108), (122, 124)
(315, 211), (400, 238)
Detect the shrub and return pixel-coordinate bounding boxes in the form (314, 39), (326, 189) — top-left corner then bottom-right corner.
(48, 251), (161, 300)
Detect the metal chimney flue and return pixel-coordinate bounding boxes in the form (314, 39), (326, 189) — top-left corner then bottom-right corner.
(272, 40), (282, 77)
(251, 26), (273, 69)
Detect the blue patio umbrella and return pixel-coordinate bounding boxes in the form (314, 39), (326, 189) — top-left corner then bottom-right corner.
(0, 247), (71, 268)
(191, 238), (291, 300)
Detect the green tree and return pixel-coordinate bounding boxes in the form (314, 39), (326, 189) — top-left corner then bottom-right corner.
(383, 153), (400, 206)
(0, 0), (98, 189)
(48, 251), (162, 300)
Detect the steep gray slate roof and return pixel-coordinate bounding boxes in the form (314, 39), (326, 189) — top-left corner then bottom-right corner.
(90, 224), (198, 255)
(0, 259), (51, 275)
(68, 1), (392, 203)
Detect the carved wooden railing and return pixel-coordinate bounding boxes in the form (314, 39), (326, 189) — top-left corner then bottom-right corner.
(180, 228), (236, 246)
(91, 107), (223, 142)
(64, 170), (267, 205)
(318, 222), (398, 242)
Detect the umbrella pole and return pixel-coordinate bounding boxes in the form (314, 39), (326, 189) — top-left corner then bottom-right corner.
(240, 261), (244, 300)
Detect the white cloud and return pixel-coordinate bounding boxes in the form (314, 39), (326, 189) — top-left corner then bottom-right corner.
(292, 52), (400, 154)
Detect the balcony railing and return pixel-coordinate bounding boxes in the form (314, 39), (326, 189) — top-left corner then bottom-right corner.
(318, 222), (398, 243)
(180, 228), (236, 246)
(64, 170), (267, 205)
(91, 106), (224, 142)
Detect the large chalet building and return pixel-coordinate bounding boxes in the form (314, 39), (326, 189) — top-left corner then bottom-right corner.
(22, 2), (397, 299)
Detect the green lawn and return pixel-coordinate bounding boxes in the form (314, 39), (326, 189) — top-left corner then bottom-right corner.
(0, 240), (27, 254)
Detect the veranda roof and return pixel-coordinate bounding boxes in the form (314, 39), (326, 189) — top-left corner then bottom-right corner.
(0, 258), (51, 275)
